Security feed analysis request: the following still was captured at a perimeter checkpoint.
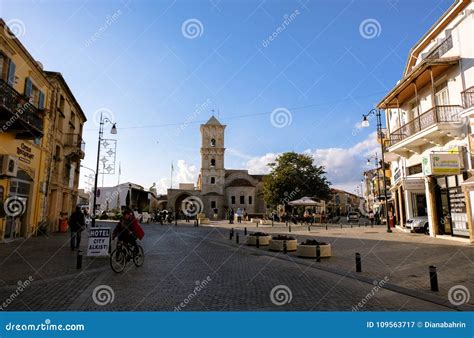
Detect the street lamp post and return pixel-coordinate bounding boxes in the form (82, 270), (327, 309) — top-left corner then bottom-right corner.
(91, 114), (117, 228)
(367, 153), (381, 199)
(361, 109), (391, 233)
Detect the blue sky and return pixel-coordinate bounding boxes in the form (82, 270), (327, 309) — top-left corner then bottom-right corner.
(1, 0), (453, 194)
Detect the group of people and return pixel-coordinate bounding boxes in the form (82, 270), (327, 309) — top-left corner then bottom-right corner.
(227, 207), (248, 224)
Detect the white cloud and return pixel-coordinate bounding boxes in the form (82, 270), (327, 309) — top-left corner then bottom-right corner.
(244, 132), (379, 193)
(156, 159), (199, 194)
(175, 159), (198, 183)
(245, 153), (278, 175)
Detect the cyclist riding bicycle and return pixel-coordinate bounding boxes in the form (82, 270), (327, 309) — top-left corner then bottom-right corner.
(112, 207), (142, 253)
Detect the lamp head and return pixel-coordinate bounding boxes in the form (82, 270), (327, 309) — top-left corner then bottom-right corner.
(110, 123), (117, 134)
(361, 116), (370, 128)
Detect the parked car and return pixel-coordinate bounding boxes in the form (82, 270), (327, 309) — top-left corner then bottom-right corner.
(405, 216), (429, 234)
(346, 212), (359, 224)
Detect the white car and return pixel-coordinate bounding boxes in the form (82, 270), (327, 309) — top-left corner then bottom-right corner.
(405, 216), (429, 234)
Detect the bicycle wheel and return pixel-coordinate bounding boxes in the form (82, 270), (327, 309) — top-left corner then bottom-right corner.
(110, 247), (127, 273)
(133, 245), (145, 267)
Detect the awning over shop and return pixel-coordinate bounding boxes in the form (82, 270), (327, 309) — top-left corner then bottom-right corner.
(288, 197), (321, 206)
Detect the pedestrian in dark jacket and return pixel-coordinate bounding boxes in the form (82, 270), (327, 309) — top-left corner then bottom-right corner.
(69, 206), (85, 250)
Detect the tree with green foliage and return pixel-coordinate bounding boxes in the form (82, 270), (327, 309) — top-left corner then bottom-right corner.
(262, 152), (331, 207)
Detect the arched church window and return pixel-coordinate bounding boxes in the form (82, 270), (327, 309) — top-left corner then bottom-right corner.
(211, 177), (216, 184)
(210, 138), (216, 147)
(210, 159), (216, 167)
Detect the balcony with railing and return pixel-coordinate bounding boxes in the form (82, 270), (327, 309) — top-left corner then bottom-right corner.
(0, 79), (44, 139)
(425, 35), (453, 60)
(64, 133), (85, 160)
(388, 105), (464, 153)
(462, 87), (474, 110)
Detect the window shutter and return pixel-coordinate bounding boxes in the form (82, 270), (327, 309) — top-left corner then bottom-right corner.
(25, 77), (33, 98)
(38, 91), (45, 109)
(7, 60), (16, 85)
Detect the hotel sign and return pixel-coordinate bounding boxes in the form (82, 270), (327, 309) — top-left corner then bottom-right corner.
(422, 153), (461, 176)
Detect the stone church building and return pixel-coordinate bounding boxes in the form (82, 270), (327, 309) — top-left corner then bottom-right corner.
(165, 116), (267, 219)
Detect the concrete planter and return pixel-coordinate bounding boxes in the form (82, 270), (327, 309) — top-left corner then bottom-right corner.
(246, 235), (271, 246)
(260, 219), (272, 225)
(296, 244), (331, 258)
(269, 239), (297, 252)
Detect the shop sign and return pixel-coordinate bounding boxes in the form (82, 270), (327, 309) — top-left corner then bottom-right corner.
(16, 143), (35, 164)
(422, 153), (461, 176)
(87, 227), (110, 257)
(402, 179), (424, 191)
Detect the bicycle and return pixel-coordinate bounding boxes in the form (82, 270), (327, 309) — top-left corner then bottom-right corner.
(110, 240), (145, 273)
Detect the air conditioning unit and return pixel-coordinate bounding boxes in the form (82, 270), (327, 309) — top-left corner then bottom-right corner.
(0, 155), (19, 177)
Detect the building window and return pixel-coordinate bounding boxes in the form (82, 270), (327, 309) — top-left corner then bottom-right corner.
(248, 196), (252, 205)
(408, 164), (422, 176)
(231, 196), (235, 204)
(240, 196), (244, 204)
(210, 177), (215, 184)
(210, 138), (216, 147)
(211, 201), (216, 209)
(210, 159), (216, 167)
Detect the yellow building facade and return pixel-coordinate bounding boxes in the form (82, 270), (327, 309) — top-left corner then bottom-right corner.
(0, 19), (86, 241)
(0, 19), (52, 240)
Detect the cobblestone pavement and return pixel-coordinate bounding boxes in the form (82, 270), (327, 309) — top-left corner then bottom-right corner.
(203, 221), (474, 305)
(0, 222), (469, 311)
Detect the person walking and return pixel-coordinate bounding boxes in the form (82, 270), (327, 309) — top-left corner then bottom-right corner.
(368, 210), (375, 226)
(236, 208), (243, 224)
(228, 208), (234, 224)
(69, 206), (85, 250)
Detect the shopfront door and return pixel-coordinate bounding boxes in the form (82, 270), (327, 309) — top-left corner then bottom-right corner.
(4, 171), (32, 239)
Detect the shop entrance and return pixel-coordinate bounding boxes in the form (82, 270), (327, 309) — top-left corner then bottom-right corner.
(4, 170), (33, 239)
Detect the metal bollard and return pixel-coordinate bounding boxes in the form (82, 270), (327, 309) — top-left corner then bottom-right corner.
(286, 221), (288, 227)
(175, 218), (177, 226)
(229, 229), (233, 240)
(350, 223), (353, 228)
(325, 224), (328, 230)
(272, 219), (274, 227)
(196, 218), (199, 227)
(289, 224), (292, 233)
(244, 227), (247, 235)
(308, 225), (311, 232)
(316, 245), (321, 262)
(256, 237), (260, 248)
(429, 266), (439, 292)
(355, 252), (362, 272)
(236, 233), (239, 244)
(76, 250), (83, 269)
(283, 240), (287, 254)
(340, 223), (343, 229)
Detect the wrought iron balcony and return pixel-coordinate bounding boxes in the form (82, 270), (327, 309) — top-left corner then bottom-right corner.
(462, 86), (474, 109)
(425, 35), (453, 60)
(64, 133), (85, 160)
(0, 79), (44, 139)
(389, 105), (463, 147)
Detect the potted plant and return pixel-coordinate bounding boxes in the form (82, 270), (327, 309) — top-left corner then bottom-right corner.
(246, 232), (271, 246)
(297, 239), (331, 258)
(269, 235), (297, 251)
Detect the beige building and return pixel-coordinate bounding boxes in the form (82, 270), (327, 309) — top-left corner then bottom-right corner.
(44, 71), (87, 232)
(328, 189), (364, 216)
(166, 116), (267, 219)
(379, 0), (474, 242)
